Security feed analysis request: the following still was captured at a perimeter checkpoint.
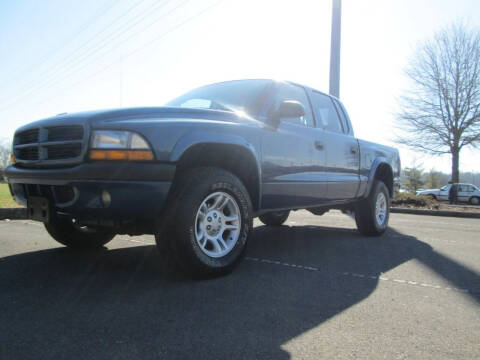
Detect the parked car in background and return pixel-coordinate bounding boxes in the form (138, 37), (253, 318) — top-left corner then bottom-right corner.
(398, 185), (411, 193)
(417, 183), (480, 205)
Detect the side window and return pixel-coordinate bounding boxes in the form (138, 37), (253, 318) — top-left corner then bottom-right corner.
(274, 84), (314, 127)
(457, 185), (472, 192)
(311, 91), (343, 133)
(333, 99), (350, 133)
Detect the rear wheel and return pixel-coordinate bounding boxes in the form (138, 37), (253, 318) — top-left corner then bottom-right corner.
(470, 196), (480, 205)
(156, 167), (252, 278)
(258, 211), (290, 226)
(355, 180), (390, 236)
(44, 218), (116, 249)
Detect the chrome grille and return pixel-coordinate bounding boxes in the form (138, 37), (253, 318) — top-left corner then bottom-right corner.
(13, 124), (86, 166)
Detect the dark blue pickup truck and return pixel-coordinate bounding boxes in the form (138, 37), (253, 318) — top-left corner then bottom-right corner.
(5, 79), (400, 277)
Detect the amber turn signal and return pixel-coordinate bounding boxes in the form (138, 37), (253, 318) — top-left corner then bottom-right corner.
(10, 153), (16, 164)
(89, 150), (154, 161)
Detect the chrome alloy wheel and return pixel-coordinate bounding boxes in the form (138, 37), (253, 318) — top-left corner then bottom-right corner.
(194, 191), (241, 258)
(375, 192), (387, 226)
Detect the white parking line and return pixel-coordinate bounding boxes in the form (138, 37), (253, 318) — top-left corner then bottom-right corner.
(244, 256), (470, 294)
(113, 238), (473, 294)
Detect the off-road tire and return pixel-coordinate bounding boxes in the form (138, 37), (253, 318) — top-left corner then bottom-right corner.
(156, 167), (253, 278)
(355, 180), (390, 236)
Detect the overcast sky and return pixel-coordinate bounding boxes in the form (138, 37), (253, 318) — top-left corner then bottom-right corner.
(1, 0), (479, 173)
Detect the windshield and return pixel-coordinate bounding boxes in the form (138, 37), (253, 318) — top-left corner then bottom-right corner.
(166, 80), (271, 117)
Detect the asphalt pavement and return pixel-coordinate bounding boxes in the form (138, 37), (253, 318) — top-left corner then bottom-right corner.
(0, 211), (479, 360)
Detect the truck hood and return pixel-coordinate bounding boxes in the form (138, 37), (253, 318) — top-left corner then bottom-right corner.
(15, 106), (262, 132)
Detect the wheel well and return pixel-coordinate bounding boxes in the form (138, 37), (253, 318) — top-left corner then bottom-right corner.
(374, 163), (394, 197)
(175, 143), (260, 210)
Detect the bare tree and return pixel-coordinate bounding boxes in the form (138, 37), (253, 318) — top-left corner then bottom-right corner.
(396, 23), (480, 183)
(0, 139), (12, 169)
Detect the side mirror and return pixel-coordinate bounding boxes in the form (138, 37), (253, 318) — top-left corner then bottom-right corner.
(270, 100), (305, 126)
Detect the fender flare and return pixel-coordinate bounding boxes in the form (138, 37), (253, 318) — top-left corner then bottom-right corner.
(365, 157), (393, 197)
(170, 130), (262, 207)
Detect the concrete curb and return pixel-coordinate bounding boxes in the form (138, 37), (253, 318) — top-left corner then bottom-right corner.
(391, 207), (480, 219)
(0, 208), (27, 220)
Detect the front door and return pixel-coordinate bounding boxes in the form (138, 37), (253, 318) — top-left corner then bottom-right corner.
(438, 185), (450, 201)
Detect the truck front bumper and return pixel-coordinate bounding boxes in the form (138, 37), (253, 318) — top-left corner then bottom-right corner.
(4, 162), (175, 221)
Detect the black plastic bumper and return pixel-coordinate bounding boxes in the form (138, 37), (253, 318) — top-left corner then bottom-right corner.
(4, 162), (175, 221)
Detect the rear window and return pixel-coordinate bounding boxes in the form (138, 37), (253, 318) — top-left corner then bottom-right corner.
(311, 91), (343, 133)
(333, 99), (350, 133)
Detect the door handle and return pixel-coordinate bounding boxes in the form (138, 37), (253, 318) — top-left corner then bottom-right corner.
(314, 141), (324, 150)
(350, 146), (357, 154)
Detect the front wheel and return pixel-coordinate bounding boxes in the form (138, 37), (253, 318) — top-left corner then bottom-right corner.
(157, 167), (253, 278)
(258, 211), (290, 226)
(355, 180), (390, 236)
(44, 218), (116, 249)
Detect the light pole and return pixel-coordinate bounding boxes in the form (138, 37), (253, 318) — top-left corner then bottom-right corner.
(329, 0), (342, 98)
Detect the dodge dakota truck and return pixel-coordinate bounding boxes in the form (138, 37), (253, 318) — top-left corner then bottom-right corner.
(5, 79), (400, 277)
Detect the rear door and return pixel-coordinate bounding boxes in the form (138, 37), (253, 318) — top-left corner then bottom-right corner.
(458, 184), (475, 202)
(309, 91), (360, 200)
(260, 83), (328, 209)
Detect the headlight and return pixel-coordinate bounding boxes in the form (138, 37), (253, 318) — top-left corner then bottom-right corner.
(89, 130), (154, 161)
(90, 130), (150, 149)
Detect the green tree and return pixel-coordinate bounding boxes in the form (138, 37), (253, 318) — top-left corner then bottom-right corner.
(403, 165), (425, 193)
